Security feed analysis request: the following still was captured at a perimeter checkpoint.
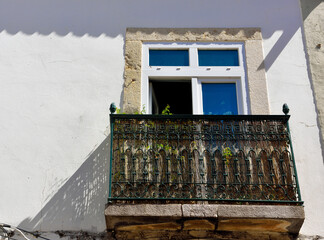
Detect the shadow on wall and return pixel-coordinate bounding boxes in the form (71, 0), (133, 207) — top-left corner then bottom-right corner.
(258, 0), (321, 72)
(299, 0), (323, 21)
(0, 0), (314, 72)
(18, 137), (110, 232)
(0, 0), (122, 37)
(299, 0), (324, 164)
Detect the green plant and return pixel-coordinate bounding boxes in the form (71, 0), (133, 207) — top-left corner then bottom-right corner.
(223, 147), (233, 166)
(134, 104), (146, 114)
(156, 143), (172, 154)
(162, 104), (172, 115)
(156, 143), (164, 150)
(116, 104), (146, 114)
(172, 149), (179, 156)
(141, 105), (146, 114)
(116, 108), (125, 114)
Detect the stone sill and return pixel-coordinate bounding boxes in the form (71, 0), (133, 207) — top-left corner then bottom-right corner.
(105, 204), (304, 237)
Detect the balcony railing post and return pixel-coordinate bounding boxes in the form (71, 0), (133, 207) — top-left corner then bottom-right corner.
(108, 103), (117, 203)
(283, 103), (302, 202)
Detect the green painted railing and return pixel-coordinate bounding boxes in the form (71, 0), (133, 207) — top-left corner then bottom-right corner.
(108, 104), (302, 204)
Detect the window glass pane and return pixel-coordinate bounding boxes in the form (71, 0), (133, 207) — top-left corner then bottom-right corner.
(149, 50), (189, 66)
(198, 50), (239, 66)
(202, 83), (238, 115)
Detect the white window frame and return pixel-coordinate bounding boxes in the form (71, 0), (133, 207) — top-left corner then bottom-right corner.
(141, 42), (249, 114)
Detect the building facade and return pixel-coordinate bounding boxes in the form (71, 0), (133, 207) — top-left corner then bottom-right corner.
(0, 0), (323, 239)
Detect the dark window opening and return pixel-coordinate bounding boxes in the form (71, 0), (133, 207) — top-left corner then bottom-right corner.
(151, 80), (192, 114)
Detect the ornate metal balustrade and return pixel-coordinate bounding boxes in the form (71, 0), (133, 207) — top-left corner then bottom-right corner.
(108, 105), (302, 204)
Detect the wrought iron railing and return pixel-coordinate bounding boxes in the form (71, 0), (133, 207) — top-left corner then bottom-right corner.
(108, 104), (302, 203)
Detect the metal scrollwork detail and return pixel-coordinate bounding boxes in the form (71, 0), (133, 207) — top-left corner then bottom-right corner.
(110, 115), (299, 203)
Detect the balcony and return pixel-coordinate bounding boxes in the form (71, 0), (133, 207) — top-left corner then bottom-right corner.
(105, 104), (304, 239)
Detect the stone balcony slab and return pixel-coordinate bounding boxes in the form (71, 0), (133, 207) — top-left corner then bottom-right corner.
(105, 203), (304, 239)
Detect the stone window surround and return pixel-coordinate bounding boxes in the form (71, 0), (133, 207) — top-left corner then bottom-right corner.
(123, 28), (269, 114)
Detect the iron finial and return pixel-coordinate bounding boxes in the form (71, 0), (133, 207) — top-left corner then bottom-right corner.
(110, 103), (117, 114)
(283, 103), (289, 115)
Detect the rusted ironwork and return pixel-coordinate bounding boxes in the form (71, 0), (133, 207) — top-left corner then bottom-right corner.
(108, 111), (301, 203)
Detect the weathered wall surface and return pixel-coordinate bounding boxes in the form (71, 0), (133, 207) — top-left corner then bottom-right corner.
(0, 0), (323, 237)
(300, 0), (324, 122)
(298, 0), (324, 237)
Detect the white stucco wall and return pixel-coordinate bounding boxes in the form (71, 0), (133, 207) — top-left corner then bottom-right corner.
(0, 0), (323, 236)
(0, 32), (124, 232)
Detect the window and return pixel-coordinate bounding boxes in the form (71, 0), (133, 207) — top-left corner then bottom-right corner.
(142, 42), (248, 115)
(123, 28), (269, 115)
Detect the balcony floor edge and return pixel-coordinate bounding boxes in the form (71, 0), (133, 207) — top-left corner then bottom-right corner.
(105, 204), (304, 239)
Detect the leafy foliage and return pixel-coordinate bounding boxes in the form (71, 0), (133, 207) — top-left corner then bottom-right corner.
(162, 104), (172, 115)
(223, 147), (233, 166)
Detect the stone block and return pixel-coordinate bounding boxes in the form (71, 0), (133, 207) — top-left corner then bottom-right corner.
(116, 222), (181, 231)
(183, 220), (215, 230)
(217, 205), (305, 234)
(217, 218), (291, 233)
(126, 28), (262, 42)
(182, 204), (218, 218)
(125, 40), (142, 71)
(188, 230), (210, 238)
(217, 205), (305, 219)
(105, 204), (182, 217)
